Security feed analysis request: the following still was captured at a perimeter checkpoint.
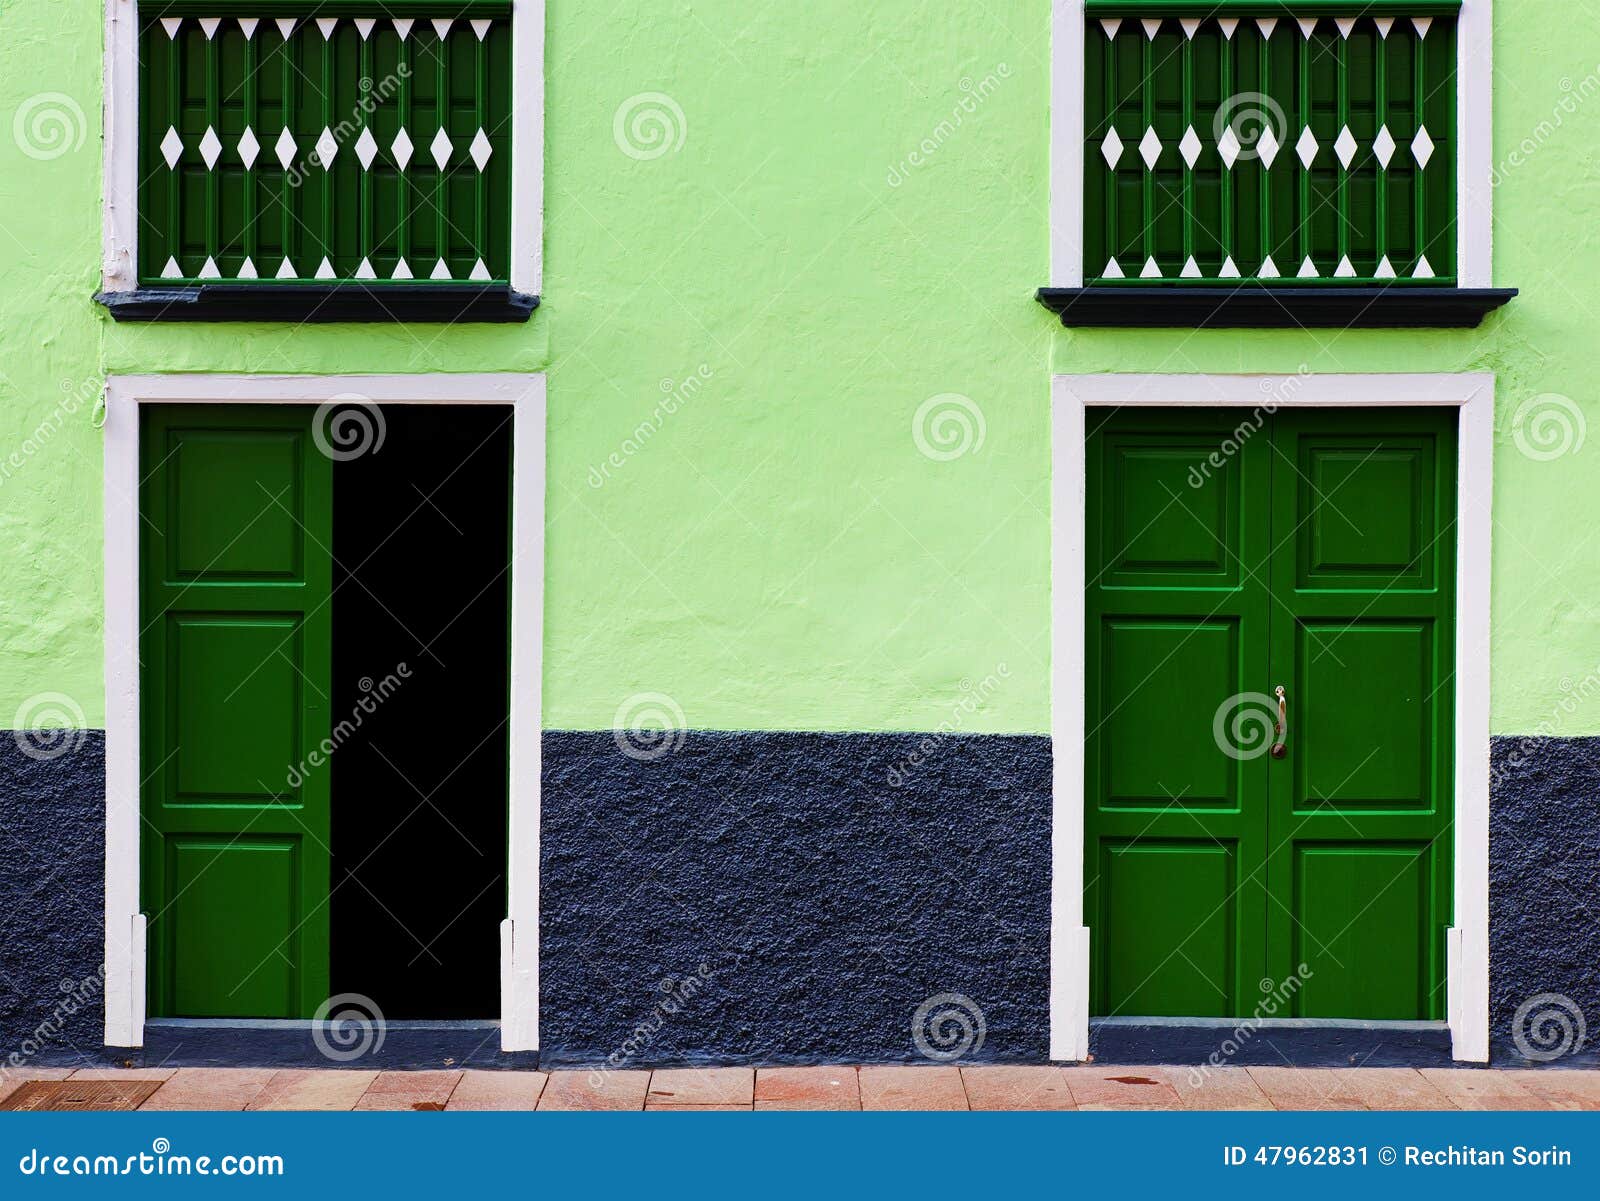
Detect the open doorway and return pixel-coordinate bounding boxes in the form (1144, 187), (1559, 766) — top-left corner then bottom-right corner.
(136, 401), (511, 1023)
(331, 405), (512, 1019)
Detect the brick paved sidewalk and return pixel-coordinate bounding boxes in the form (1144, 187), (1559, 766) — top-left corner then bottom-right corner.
(5, 1065), (1600, 1111)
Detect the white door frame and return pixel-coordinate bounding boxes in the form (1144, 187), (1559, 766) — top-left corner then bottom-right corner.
(102, 373), (545, 1052)
(1050, 372), (1493, 1063)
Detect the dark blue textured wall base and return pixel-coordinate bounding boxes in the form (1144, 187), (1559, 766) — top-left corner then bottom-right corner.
(540, 729), (1053, 1067)
(0, 731), (106, 1066)
(1489, 735), (1600, 1067)
(6, 728), (1599, 1070)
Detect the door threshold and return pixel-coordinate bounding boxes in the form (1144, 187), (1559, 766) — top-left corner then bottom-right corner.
(1094, 1016), (1448, 1032)
(136, 1019), (537, 1071)
(1088, 1016), (1456, 1068)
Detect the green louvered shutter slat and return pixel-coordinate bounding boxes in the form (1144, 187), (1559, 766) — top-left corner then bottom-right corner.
(139, 13), (511, 286)
(1084, 12), (1456, 284)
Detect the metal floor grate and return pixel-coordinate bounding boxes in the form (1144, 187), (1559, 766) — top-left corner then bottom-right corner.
(0, 1080), (162, 1111)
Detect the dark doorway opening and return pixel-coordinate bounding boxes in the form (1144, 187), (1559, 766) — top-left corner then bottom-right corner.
(331, 405), (512, 1019)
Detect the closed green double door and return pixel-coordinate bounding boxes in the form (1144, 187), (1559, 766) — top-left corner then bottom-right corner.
(1085, 408), (1455, 1021)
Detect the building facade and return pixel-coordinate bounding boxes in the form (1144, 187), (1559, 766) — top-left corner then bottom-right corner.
(0, 0), (1595, 1069)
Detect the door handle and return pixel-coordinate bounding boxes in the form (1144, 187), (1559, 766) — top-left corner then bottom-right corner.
(1271, 685), (1287, 759)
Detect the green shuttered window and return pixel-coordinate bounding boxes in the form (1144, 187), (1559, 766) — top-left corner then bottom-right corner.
(139, 5), (512, 286)
(1085, 5), (1457, 284)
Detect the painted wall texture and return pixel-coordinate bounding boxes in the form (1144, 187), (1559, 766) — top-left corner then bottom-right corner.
(1, 5), (1598, 736)
(2, 2), (1600, 1062)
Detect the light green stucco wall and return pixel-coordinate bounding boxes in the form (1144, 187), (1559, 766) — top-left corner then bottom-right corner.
(0, 3), (1595, 736)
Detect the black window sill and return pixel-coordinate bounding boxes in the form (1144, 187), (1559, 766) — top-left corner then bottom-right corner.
(1036, 286), (1516, 329)
(95, 284), (538, 324)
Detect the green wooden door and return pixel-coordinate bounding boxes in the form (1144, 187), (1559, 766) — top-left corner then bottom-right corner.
(1085, 407), (1455, 1020)
(141, 406), (333, 1018)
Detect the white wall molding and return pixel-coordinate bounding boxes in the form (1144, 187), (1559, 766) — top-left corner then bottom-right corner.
(102, 373), (547, 1052)
(1049, 372), (1493, 1063)
(1049, 0), (1085, 288)
(511, 0), (545, 295)
(101, 0), (139, 292)
(1457, 0), (1494, 286)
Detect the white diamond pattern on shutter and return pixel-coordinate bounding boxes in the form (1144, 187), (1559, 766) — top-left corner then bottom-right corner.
(1217, 126), (1241, 169)
(1138, 127), (1161, 169)
(138, 13), (527, 287)
(160, 127), (183, 169)
(1334, 126), (1357, 169)
(391, 128), (414, 170)
(1373, 125), (1396, 168)
(199, 127), (222, 170)
(1101, 127), (1124, 170)
(1412, 125), (1435, 169)
(1179, 126), (1202, 169)
(1086, 11), (1457, 281)
(470, 129), (494, 171)
(430, 127), (454, 170)
(1295, 127), (1319, 169)
(1257, 125), (1280, 169)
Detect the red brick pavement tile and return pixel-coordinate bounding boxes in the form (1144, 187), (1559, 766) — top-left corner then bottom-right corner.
(1061, 1066), (1182, 1110)
(446, 1070), (549, 1111)
(1163, 1065), (1272, 1110)
(1417, 1069), (1553, 1110)
(754, 1067), (861, 1110)
(960, 1065), (1076, 1111)
(1498, 1069), (1600, 1111)
(70, 1068), (178, 1081)
(141, 1069), (276, 1111)
(246, 1070), (377, 1111)
(537, 1070), (650, 1111)
(1333, 1068), (1456, 1111)
(353, 1070), (463, 1111)
(1247, 1067), (1366, 1111)
(646, 1068), (754, 1109)
(858, 1066), (968, 1111)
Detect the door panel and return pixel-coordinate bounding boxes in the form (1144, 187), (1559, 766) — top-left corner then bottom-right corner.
(1086, 407), (1454, 1020)
(142, 406), (332, 1019)
(1101, 619), (1241, 808)
(166, 838), (303, 1017)
(1085, 411), (1270, 1017)
(1295, 621), (1432, 809)
(1290, 843), (1431, 1020)
(1266, 409), (1454, 1017)
(1101, 841), (1239, 1016)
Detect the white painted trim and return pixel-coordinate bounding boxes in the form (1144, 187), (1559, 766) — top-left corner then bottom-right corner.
(102, 396), (141, 1042)
(1450, 372), (1493, 1062)
(511, 0), (545, 295)
(1049, 0), (1085, 287)
(101, 0), (139, 291)
(100, 6), (544, 295)
(502, 374), (546, 1050)
(1049, 393), (1089, 1059)
(1049, 372), (1493, 1063)
(1457, 0), (1493, 287)
(1048, 3), (1493, 287)
(102, 373), (547, 1052)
